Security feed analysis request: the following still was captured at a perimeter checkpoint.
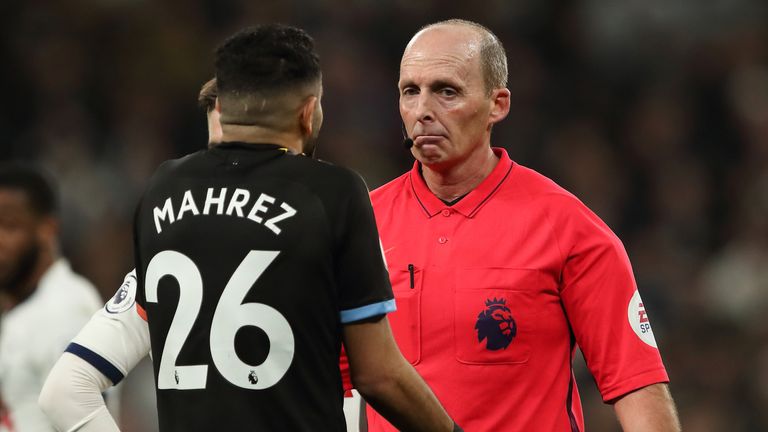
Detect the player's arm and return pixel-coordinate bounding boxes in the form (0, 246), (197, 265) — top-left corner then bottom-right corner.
(39, 270), (150, 432)
(331, 172), (459, 431)
(39, 354), (120, 432)
(343, 315), (457, 432)
(613, 383), (680, 432)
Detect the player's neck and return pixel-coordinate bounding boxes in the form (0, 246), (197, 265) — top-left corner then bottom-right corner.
(218, 125), (304, 155)
(421, 146), (498, 202)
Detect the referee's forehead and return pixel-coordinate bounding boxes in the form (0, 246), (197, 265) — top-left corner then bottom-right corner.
(402, 26), (481, 63)
(400, 25), (483, 83)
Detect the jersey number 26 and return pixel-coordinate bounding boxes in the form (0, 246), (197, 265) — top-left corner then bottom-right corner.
(145, 250), (294, 390)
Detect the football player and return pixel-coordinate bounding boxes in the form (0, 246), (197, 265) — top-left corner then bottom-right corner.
(0, 163), (102, 431)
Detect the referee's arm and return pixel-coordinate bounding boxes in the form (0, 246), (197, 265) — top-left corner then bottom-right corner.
(613, 383), (680, 432)
(343, 315), (460, 432)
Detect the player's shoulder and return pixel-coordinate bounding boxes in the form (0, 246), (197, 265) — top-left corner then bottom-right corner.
(290, 157), (371, 197)
(1, 261), (100, 345)
(135, 151), (206, 204)
(39, 260), (102, 313)
(148, 150), (207, 183)
(297, 157), (362, 181)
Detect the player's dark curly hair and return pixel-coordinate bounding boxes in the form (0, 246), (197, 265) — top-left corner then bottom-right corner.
(215, 24), (321, 96)
(0, 162), (58, 216)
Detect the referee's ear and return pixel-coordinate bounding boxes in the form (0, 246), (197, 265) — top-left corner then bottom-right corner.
(298, 95), (319, 138)
(214, 98), (222, 114)
(488, 87), (510, 127)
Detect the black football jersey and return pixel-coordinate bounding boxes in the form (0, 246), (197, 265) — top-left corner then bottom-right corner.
(133, 143), (394, 431)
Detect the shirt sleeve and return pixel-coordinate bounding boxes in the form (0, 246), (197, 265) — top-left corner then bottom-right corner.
(39, 353), (120, 432)
(552, 195), (669, 402)
(67, 270), (151, 385)
(332, 171), (395, 324)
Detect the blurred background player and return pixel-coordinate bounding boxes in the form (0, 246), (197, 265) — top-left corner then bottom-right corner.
(0, 163), (102, 431)
(38, 81), (218, 432)
(40, 269), (145, 432)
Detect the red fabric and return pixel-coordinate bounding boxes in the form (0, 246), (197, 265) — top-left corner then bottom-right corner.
(135, 303), (148, 321)
(365, 148), (669, 432)
(0, 404), (14, 432)
(339, 345), (354, 396)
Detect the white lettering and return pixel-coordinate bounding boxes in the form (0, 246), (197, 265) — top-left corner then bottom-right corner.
(153, 198), (176, 234)
(152, 188), (296, 236)
(264, 202), (297, 235)
(247, 193), (275, 223)
(177, 190), (201, 220)
(226, 189), (250, 217)
(203, 188), (228, 215)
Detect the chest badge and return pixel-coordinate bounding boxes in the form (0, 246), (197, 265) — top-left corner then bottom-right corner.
(475, 297), (517, 350)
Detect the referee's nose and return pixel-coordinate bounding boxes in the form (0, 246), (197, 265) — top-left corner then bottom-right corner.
(413, 91), (436, 125)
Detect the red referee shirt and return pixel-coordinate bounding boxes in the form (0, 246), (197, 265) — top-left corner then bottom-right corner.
(366, 148), (669, 432)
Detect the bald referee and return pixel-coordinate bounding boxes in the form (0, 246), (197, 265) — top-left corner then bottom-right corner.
(364, 19), (680, 432)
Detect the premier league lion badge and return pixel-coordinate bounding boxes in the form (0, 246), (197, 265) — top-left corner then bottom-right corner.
(475, 297), (517, 350)
(106, 272), (137, 314)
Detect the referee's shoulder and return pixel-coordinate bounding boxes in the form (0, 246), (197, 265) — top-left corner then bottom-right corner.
(513, 162), (577, 201)
(513, 163), (601, 223)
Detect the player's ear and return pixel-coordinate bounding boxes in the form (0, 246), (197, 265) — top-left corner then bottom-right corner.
(215, 98), (222, 114)
(36, 215), (58, 246)
(299, 96), (319, 138)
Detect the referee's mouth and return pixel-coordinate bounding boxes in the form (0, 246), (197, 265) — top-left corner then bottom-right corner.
(413, 135), (446, 146)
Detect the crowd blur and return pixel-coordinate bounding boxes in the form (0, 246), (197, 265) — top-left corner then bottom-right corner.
(2, 0), (767, 430)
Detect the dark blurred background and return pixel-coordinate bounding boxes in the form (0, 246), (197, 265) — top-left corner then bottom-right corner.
(2, 0), (767, 430)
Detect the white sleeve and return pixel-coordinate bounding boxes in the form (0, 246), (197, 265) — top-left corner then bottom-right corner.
(39, 353), (120, 432)
(66, 270), (150, 384)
